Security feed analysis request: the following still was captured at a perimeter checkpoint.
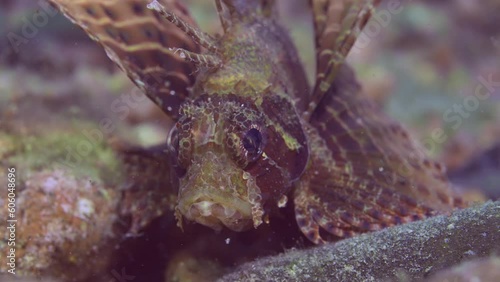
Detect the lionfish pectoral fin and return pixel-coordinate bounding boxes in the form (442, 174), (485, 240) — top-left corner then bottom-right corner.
(294, 135), (444, 244)
(117, 143), (177, 234)
(304, 0), (382, 119)
(296, 66), (466, 244)
(49, 0), (208, 120)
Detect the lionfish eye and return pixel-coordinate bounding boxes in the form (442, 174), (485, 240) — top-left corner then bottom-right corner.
(242, 128), (263, 161)
(167, 127), (179, 153)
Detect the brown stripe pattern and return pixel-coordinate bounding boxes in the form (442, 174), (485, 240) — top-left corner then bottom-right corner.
(305, 0), (382, 119)
(49, 0), (201, 120)
(295, 66), (465, 244)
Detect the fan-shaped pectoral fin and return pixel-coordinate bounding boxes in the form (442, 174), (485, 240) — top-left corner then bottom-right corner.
(117, 143), (178, 234)
(294, 121), (365, 244)
(49, 0), (217, 120)
(295, 66), (466, 244)
(294, 145), (436, 244)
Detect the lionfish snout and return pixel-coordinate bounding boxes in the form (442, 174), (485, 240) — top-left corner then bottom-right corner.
(182, 197), (250, 232)
(176, 150), (262, 232)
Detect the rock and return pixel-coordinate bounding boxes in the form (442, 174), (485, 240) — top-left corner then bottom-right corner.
(219, 201), (500, 281)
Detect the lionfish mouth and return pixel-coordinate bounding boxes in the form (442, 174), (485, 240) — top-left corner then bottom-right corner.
(175, 151), (262, 232)
(176, 151), (253, 231)
(180, 196), (253, 232)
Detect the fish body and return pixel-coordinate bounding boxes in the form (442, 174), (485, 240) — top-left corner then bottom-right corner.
(172, 3), (311, 231)
(49, 0), (465, 244)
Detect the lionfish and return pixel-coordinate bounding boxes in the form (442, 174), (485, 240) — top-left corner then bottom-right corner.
(49, 0), (464, 244)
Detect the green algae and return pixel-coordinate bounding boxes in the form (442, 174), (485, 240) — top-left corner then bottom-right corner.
(1, 126), (123, 187)
(0, 124), (124, 280)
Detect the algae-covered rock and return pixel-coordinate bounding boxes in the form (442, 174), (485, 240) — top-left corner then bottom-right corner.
(0, 169), (119, 280)
(0, 127), (124, 281)
(219, 201), (500, 281)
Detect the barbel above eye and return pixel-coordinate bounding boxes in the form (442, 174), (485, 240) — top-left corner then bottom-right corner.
(242, 128), (263, 162)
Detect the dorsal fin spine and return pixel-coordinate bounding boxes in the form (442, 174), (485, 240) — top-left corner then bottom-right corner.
(147, 0), (221, 56)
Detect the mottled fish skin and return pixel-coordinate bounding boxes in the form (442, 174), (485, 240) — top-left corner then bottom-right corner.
(48, 0), (466, 243)
(172, 2), (310, 230)
(49, 0), (310, 231)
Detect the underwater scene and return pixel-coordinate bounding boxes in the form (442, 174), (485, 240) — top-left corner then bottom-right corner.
(0, 0), (499, 281)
